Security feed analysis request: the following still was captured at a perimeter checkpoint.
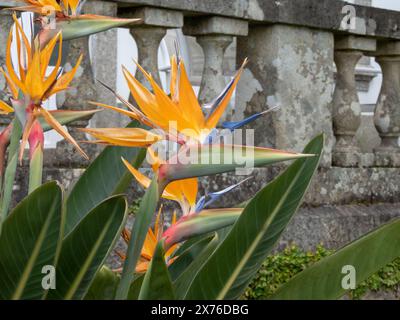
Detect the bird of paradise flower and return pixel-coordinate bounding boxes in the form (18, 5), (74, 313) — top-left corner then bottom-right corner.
(0, 14), (87, 160)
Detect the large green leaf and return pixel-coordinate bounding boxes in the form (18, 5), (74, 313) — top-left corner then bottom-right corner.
(0, 182), (62, 300)
(169, 234), (216, 280)
(138, 242), (175, 300)
(64, 122), (145, 236)
(116, 177), (160, 299)
(84, 266), (120, 300)
(271, 218), (400, 300)
(161, 144), (314, 182)
(47, 195), (127, 300)
(173, 234), (219, 299)
(185, 134), (323, 300)
(127, 274), (145, 300)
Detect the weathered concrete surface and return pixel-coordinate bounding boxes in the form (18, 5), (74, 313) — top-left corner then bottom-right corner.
(113, 0), (400, 40)
(357, 114), (381, 153)
(14, 166), (85, 205)
(359, 288), (400, 300)
(183, 16), (248, 36)
(278, 203), (400, 251)
(124, 6), (183, 27)
(235, 24), (335, 167)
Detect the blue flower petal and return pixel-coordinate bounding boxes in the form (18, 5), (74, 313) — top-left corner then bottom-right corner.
(222, 106), (279, 131)
(194, 177), (252, 213)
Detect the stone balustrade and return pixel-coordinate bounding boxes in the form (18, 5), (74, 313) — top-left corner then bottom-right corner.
(1, 0), (400, 207)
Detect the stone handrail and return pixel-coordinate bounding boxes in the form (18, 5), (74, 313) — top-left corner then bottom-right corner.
(112, 0), (400, 39)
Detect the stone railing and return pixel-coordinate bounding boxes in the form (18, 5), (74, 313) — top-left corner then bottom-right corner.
(1, 0), (400, 208)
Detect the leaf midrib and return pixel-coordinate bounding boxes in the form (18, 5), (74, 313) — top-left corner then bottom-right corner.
(12, 197), (59, 299)
(64, 216), (114, 300)
(215, 166), (304, 299)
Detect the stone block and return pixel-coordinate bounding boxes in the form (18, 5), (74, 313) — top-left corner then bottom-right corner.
(126, 7), (183, 28)
(0, 1), (19, 7)
(374, 150), (400, 167)
(235, 24), (335, 167)
(374, 40), (400, 57)
(335, 35), (376, 52)
(360, 152), (375, 167)
(183, 16), (248, 36)
(332, 151), (361, 167)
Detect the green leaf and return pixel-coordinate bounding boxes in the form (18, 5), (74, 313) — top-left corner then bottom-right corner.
(171, 234), (213, 259)
(174, 234), (219, 299)
(47, 195), (127, 300)
(28, 146), (43, 194)
(84, 266), (120, 300)
(64, 123), (144, 236)
(271, 218), (400, 300)
(127, 274), (145, 300)
(116, 177), (160, 299)
(0, 182), (62, 300)
(138, 242), (175, 300)
(161, 144), (314, 182)
(185, 134), (324, 300)
(163, 208), (242, 249)
(0, 118), (22, 230)
(169, 234), (216, 280)
(39, 16), (140, 47)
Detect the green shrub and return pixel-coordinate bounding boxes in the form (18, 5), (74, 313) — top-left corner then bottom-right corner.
(244, 244), (400, 300)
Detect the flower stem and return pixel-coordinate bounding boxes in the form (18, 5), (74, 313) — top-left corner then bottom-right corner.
(28, 120), (44, 194)
(28, 144), (43, 193)
(115, 177), (163, 299)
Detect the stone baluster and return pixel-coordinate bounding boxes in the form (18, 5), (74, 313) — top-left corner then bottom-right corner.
(373, 41), (400, 167)
(183, 17), (248, 121)
(55, 7), (98, 166)
(126, 7), (183, 88)
(85, 0), (127, 129)
(0, 9), (14, 128)
(332, 36), (376, 167)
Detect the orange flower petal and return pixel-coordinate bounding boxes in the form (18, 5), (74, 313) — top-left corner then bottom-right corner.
(205, 58), (247, 130)
(39, 107), (88, 159)
(178, 60), (205, 133)
(0, 101), (14, 114)
(81, 127), (161, 147)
